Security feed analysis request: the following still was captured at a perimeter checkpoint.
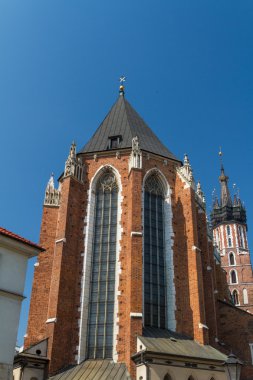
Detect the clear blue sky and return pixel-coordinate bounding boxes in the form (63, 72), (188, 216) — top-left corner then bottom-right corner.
(0, 1), (252, 347)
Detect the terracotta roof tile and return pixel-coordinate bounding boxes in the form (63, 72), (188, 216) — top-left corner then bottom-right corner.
(0, 227), (44, 251)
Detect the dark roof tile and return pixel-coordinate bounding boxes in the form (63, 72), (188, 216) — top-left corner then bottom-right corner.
(80, 95), (179, 161)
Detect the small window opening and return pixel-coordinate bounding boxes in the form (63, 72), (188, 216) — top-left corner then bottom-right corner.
(231, 270), (237, 284)
(229, 252), (235, 266)
(108, 135), (121, 149)
(232, 289), (239, 305)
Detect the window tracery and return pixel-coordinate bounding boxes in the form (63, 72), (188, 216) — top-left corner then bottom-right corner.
(86, 170), (118, 359)
(144, 173), (166, 328)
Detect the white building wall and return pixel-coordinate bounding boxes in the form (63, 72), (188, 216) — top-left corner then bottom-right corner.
(0, 246), (28, 295)
(0, 295), (21, 365)
(0, 237), (39, 380)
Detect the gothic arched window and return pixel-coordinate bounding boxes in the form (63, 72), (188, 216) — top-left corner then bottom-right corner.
(87, 171), (119, 359)
(230, 270), (237, 284)
(164, 374), (172, 380)
(232, 289), (239, 305)
(144, 173), (166, 328)
(227, 225), (231, 236)
(229, 252), (235, 266)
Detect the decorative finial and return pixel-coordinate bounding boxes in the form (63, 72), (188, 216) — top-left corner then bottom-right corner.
(218, 146), (224, 168)
(119, 75), (126, 95)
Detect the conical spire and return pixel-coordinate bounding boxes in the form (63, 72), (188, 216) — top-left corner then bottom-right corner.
(219, 165), (232, 207)
(80, 94), (179, 161)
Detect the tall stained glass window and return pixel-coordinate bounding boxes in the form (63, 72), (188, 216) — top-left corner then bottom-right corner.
(144, 174), (166, 328)
(87, 171), (118, 359)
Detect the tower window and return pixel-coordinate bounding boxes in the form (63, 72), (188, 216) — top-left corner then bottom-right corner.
(228, 237), (232, 247)
(144, 173), (166, 328)
(229, 252), (235, 266)
(232, 289), (239, 305)
(227, 225), (231, 236)
(87, 171), (118, 359)
(230, 270), (237, 284)
(108, 135), (121, 149)
(238, 226), (245, 248)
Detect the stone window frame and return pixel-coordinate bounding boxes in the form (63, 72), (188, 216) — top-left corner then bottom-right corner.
(232, 288), (240, 306)
(230, 269), (238, 285)
(86, 171), (119, 359)
(228, 251), (236, 266)
(142, 168), (175, 332)
(143, 173), (166, 328)
(78, 165), (123, 363)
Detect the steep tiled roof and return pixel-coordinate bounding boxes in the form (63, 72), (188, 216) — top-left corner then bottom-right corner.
(0, 227), (44, 251)
(80, 95), (179, 161)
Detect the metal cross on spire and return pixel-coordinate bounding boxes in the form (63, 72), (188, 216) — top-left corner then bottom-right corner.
(119, 75), (126, 95)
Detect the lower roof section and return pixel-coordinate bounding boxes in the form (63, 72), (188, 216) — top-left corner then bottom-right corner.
(49, 359), (132, 380)
(137, 328), (227, 363)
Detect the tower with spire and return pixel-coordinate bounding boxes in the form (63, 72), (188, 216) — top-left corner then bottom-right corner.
(211, 156), (253, 313)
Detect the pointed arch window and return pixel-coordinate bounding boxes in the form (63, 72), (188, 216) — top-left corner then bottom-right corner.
(232, 289), (239, 305)
(227, 225), (231, 236)
(87, 171), (118, 359)
(164, 374), (172, 380)
(229, 252), (235, 266)
(144, 173), (166, 328)
(238, 225), (245, 248)
(230, 270), (237, 284)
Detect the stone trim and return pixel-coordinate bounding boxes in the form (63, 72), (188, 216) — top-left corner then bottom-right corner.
(46, 317), (57, 324)
(55, 238), (66, 244)
(131, 231), (143, 237)
(199, 323), (209, 329)
(78, 164), (123, 363)
(130, 312), (143, 318)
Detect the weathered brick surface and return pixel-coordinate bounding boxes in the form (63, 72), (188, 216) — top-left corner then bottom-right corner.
(25, 205), (59, 348)
(217, 300), (253, 380)
(196, 207), (218, 346)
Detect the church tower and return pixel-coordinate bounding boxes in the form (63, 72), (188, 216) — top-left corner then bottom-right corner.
(211, 157), (253, 314)
(21, 84), (253, 380)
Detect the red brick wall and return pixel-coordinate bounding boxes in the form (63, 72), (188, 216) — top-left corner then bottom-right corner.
(217, 300), (253, 380)
(25, 205), (59, 348)
(196, 207), (218, 346)
(173, 176), (208, 344)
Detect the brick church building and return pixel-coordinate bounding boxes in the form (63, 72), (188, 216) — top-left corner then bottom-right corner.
(14, 85), (253, 379)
